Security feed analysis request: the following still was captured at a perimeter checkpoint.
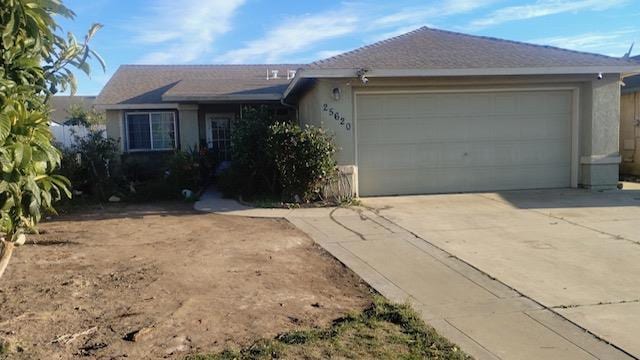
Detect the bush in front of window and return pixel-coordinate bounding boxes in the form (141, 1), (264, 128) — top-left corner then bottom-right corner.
(166, 148), (204, 195)
(120, 149), (213, 202)
(268, 123), (337, 203)
(217, 106), (337, 204)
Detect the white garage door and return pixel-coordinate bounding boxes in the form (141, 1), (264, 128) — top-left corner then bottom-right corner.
(356, 90), (573, 196)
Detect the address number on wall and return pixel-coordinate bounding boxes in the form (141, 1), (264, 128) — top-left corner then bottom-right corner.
(322, 104), (351, 131)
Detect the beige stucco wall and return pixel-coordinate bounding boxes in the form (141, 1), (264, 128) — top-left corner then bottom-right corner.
(178, 104), (199, 151)
(105, 110), (124, 152)
(620, 92), (640, 175)
(579, 76), (621, 188)
(298, 74), (623, 191)
(298, 79), (355, 165)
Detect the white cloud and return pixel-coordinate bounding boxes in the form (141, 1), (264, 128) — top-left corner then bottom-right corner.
(531, 29), (638, 56)
(374, 0), (497, 27)
(216, 9), (359, 64)
(469, 0), (627, 29)
(217, 0), (497, 64)
(133, 0), (246, 64)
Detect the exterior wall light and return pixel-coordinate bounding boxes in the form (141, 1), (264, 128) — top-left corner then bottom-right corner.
(332, 87), (341, 101)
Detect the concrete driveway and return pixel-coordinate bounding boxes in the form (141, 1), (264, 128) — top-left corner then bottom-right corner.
(364, 185), (640, 358)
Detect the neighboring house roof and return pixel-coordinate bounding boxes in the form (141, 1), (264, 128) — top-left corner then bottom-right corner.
(623, 74), (640, 93)
(48, 96), (96, 124)
(309, 27), (636, 71)
(621, 56), (640, 93)
(96, 65), (303, 106)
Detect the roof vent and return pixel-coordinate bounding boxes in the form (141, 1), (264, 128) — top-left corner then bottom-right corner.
(271, 70), (279, 79)
(287, 70), (296, 80)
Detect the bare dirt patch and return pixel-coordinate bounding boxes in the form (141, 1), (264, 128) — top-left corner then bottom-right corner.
(0, 202), (371, 359)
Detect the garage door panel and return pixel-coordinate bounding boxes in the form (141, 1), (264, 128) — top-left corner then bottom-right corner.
(360, 141), (570, 170)
(357, 96), (385, 117)
(519, 140), (571, 164)
(357, 90), (573, 196)
(540, 92), (572, 114)
(491, 115), (524, 139)
(494, 95), (518, 114)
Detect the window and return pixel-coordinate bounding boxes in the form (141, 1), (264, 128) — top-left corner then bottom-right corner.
(126, 112), (176, 151)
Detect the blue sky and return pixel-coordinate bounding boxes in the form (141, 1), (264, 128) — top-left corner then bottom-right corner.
(57, 0), (640, 95)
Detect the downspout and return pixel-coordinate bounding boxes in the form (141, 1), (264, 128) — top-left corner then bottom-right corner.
(280, 96), (299, 125)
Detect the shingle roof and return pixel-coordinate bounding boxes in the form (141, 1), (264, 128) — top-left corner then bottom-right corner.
(96, 65), (303, 105)
(310, 27), (636, 70)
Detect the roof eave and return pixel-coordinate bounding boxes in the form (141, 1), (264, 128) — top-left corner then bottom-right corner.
(283, 74), (303, 100)
(303, 65), (640, 78)
(95, 103), (180, 110)
(284, 65), (640, 98)
(161, 94), (283, 102)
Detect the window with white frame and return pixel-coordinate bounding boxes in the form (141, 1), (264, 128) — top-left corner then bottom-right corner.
(125, 112), (176, 151)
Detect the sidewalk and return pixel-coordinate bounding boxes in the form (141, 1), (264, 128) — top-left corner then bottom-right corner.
(195, 190), (632, 360)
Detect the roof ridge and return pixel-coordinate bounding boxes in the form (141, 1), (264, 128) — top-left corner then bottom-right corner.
(312, 26), (429, 66)
(311, 26), (634, 69)
(422, 27), (633, 64)
(121, 64), (305, 68)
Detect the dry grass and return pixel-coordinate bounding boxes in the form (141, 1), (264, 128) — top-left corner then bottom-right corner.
(189, 297), (471, 360)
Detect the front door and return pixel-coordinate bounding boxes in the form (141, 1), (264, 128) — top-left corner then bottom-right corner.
(206, 114), (232, 162)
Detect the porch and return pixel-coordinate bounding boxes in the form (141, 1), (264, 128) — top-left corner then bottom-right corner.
(178, 102), (295, 162)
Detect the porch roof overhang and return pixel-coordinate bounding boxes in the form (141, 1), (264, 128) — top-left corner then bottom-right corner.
(95, 103), (180, 110)
(161, 93), (283, 102)
(622, 74), (640, 94)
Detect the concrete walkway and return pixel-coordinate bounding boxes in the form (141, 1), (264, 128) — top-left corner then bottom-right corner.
(195, 190), (633, 360)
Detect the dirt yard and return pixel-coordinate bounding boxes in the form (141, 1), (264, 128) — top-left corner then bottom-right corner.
(0, 202), (371, 359)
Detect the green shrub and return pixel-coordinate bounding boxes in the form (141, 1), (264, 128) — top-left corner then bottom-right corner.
(216, 166), (241, 198)
(124, 149), (212, 202)
(166, 149), (201, 192)
(222, 106), (280, 198)
(58, 129), (124, 201)
(215, 107), (338, 203)
(268, 122), (337, 202)
(59, 133), (213, 202)
(121, 153), (170, 182)
(127, 178), (178, 202)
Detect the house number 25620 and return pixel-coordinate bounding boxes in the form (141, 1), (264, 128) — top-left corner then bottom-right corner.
(322, 104), (351, 131)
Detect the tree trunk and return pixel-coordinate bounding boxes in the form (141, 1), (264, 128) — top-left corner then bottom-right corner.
(0, 240), (15, 279)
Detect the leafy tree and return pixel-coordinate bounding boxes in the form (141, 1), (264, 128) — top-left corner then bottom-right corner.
(64, 103), (105, 126)
(0, 0), (104, 278)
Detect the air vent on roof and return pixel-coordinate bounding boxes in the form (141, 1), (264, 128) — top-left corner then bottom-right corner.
(267, 69), (296, 80)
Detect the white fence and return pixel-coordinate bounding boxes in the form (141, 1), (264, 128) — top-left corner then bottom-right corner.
(50, 123), (106, 148)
